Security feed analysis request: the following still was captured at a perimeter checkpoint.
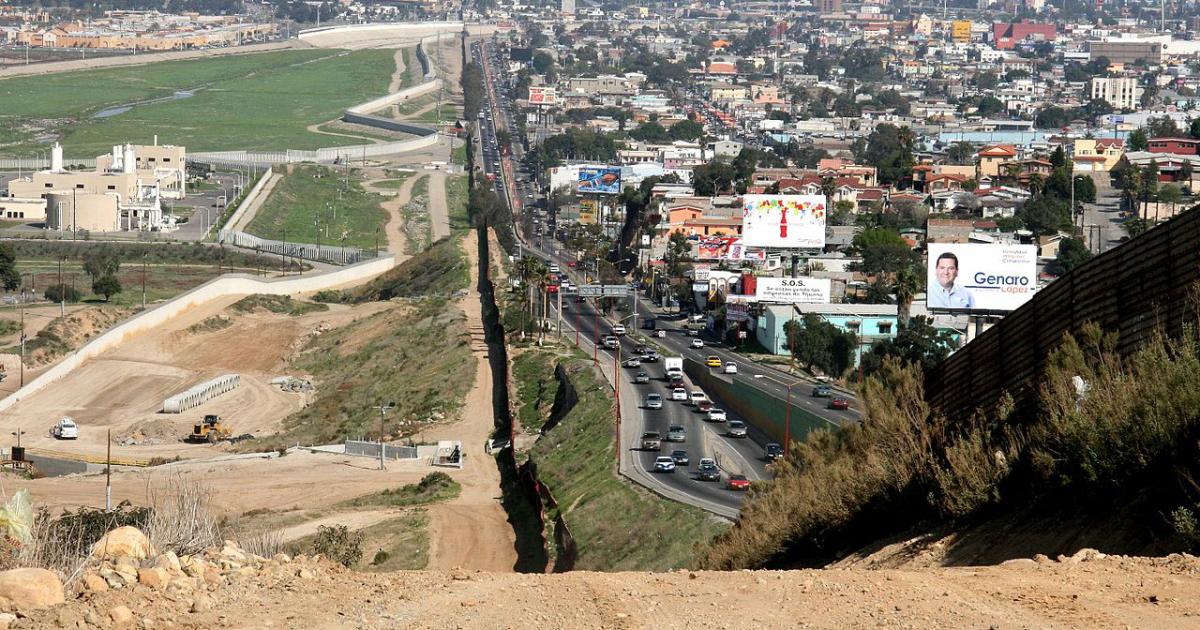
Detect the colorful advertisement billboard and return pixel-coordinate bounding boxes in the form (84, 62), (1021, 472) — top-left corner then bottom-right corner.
(578, 167), (621, 194)
(529, 87), (557, 104)
(755, 277), (832, 304)
(741, 195), (826, 249)
(698, 237), (740, 259)
(926, 243), (1038, 312)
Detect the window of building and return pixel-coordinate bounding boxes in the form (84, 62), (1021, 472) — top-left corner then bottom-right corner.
(163, 158), (171, 163)
(107, 185), (116, 190)
(76, 184), (85, 189)
(45, 183), (53, 188)
(846, 320), (861, 331)
(878, 322), (893, 335)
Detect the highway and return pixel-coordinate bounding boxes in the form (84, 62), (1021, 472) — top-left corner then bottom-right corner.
(471, 39), (859, 518)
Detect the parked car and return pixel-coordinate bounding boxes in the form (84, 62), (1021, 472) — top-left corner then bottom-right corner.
(666, 425), (686, 442)
(690, 338), (705, 348)
(671, 388), (688, 401)
(828, 397), (851, 410)
(634, 371), (650, 384)
(622, 358), (641, 368)
(689, 391), (706, 406)
(707, 408), (728, 422)
(641, 432), (662, 451)
(723, 362), (738, 374)
(811, 385), (833, 398)
(726, 420), (748, 438)
(653, 456), (676, 473)
(697, 459), (721, 481)
(764, 443), (784, 462)
(670, 450), (690, 466)
(706, 355), (722, 367)
(726, 474), (751, 491)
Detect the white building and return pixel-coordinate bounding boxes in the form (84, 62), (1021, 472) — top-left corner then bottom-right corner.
(1091, 76), (1141, 111)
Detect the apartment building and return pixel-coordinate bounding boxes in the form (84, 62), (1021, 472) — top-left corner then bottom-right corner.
(1091, 76), (1140, 110)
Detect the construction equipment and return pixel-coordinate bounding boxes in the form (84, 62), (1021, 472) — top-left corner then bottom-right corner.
(186, 415), (232, 444)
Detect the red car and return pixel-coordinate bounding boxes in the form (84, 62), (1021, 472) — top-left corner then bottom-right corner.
(827, 397), (850, 410)
(696, 401), (715, 413)
(726, 475), (751, 491)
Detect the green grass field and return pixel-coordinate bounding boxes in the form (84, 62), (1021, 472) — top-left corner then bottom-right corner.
(244, 165), (388, 251)
(0, 48), (396, 156)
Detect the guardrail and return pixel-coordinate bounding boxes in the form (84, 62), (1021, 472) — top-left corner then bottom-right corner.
(28, 448), (150, 468)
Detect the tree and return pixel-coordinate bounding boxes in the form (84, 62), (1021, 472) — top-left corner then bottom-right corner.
(783, 314), (858, 377)
(44, 284), (81, 303)
(83, 248), (120, 282)
(859, 316), (957, 379)
(1016, 195), (1071, 237)
(1046, 237), (1093, 276)
(863, 123), (916, 186)
(92, 274), (122, 302)
(630, 122), (670, 143)
(692, 161), (736, 196)
(976, 95), (1005, 118)
(1159, 183), (1183, 216)
(1127, 128), (1149, 152)
(668, 119), (705, 142)
(894, 267), (922, 330)
(0, 243), (18, 291)
(532, 51), (555, 75)
(947, 141), (976, 166)
(514, 255), (547, 337)
(830, 200), (855, 226)
(1074, 174), (1098, 204)
(851, 228), (917, 277)
(1125, 217), (1151, 238)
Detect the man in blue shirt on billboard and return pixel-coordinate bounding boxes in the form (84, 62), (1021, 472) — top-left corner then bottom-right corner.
(929, 251), (975, 309)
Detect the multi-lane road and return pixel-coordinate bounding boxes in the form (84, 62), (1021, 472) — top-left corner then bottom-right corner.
(471, 40), (860, 517)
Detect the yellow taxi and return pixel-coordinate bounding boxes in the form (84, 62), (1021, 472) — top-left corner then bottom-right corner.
(706, 355), (722, 368)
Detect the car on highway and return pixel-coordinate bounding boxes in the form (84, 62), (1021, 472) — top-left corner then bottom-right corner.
(655, 330), (667, 338)
(811, 385), (833, 398)
(707, 408), (727, 422)
(634, 371), (650, 384)
(689, 391), (706, 406)
(622, 358), (641, 368)
(670, 450), (690, 466)
(726, 474), (751, 491)
(669, 375), (685, 389)
(666, 366), (683, 379)
(645, 393), (663, 409)
(696, 401), (714, 413)
(697, 459), (721, 481)
(666, 425), (686, 442)
(764, 443), (784, 462)
(690, 338), (705, 348)
(612, 324), (626, 335)
(634, 344), (648, 354)
(641, 350), (659, 362)
(603, 336), (619, 349)
(641, 432), (662, 451)
(828, 397), (851, 411)
(687, 327), (700, 337)
(706, 355), (722, 367)
(671, 387), (687, 401)
(653, 456), (676, 473)
(723, 362), (738, 374)
(726, 420), (748, 438)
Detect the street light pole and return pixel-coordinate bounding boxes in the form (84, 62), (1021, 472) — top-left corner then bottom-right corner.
(141, 253), (147, 309)
(785, 382), (792, 459)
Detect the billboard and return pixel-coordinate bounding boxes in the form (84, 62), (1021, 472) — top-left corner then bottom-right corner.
(926, 243), (1037, 312)
(756, 277), (831, 304)
(742, 195), (826, 249)
(698, 236), (739, 259)
(529, 87), (557, 104)
(578, 167), (621, 194)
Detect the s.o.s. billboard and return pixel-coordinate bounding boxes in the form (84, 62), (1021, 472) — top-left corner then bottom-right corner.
(742, 195), (826, 249)
(756, 277), (831, 304)
(926, 243), (1037, 312)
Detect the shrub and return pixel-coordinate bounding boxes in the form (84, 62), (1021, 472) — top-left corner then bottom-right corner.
(310, 525), (362, 568)
(43, 284), (82, 303)
(372, 549), (390, 565)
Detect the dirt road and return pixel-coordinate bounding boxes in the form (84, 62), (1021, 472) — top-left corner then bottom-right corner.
(362, 170), (420, 257)
(420, 229), (516, 572)
(425, 170), (450, 240)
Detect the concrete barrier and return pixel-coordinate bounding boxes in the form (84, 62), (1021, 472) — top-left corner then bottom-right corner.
(0, 254), (396, 414)
(220, 166), (273, 232)
(163, 374), (241, 413)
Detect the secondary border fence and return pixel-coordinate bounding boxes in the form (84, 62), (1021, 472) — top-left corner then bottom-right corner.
(345, 440), (420, 461)
(217, 229), (370, 265)
(0, 158), (97, 170)
(926, 204), (1200, 422)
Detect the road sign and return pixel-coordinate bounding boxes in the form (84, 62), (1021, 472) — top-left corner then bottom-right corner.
(579, 284), (630, 297)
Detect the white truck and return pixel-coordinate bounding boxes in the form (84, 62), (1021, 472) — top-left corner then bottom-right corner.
(50, 417), (78, 440)
(665, 357), (684, 378)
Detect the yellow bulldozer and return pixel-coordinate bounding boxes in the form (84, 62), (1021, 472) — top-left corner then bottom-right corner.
(186, 415), (232, 444)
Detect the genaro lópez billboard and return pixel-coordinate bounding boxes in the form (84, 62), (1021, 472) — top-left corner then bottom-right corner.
(578, 167), (621, 194)
(742, 195), (826, 249)
(926, 243), (1037, 312)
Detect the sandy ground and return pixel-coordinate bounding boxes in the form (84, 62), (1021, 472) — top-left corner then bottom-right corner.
(0, 41), (302, 79)
(420, 229), (516, 572)
(0, 296), (392, 462)
(23, 552), (1200, 629)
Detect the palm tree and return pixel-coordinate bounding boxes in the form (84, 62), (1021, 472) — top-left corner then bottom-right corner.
(894, 267), (922, 330)
(1027, 173), (1046, 196)
(820, 176), (837, 213)
(515, 255), (546, 339)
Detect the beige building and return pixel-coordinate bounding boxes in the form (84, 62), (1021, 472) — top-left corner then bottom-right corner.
(45, 193), (121, 232)
(0, 197), (47, 222)
(1091, 77), (1140, 111)
(96, 142), (186, 198)
(1073, 138), (1125, 172)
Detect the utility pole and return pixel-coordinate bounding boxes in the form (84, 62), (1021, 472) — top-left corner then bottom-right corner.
(372, 403), (394, 471)
(57, 255), (64, 318)
(106, 429), (112, 510)
(19, 290), (25, 388)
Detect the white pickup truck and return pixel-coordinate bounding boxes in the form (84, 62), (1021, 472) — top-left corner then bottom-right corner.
(50, 417), (78, 440)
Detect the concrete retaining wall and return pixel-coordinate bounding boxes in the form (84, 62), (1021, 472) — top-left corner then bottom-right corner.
(220, 166), (273, 231)
(218, 229), (367, 265)
(0, 254), (396, 414)
(684, 358), (837, 447)
(346, 79), (439, 116)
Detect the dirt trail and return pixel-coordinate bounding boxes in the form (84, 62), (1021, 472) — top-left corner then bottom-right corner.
(420, 229), (516, 572)
(276, 509), (408, 543)
(425, 170), (450, 240)
(387, 48), (407, 119)
(362, 171), (419, 257)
